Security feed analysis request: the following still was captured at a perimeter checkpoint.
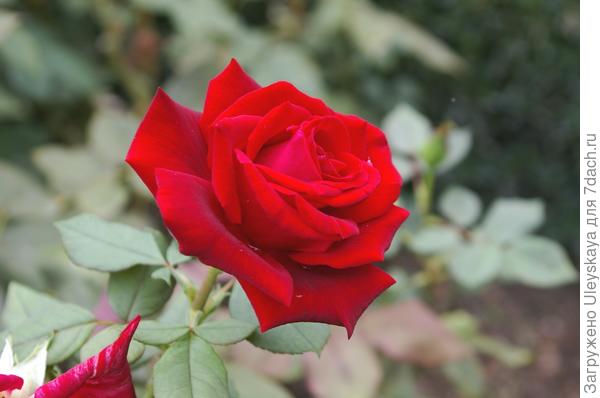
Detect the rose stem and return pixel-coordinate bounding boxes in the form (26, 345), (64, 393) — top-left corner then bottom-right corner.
(191, 266), (221, 312)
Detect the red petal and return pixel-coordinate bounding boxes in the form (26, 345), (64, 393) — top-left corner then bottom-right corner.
(35, 317), (141, 398)
(328, 119), (402, 223)
(290, 206), (409, 268)
(255, 153), (379, 209)
(246, 101), (312, 160)
(292, 193), (359, 240)
(217, 81), (332, 121)
(255, 129), (321, 181)
(200, 59), (261, 128)
(126, 88), (209, 195)
(155, 169), (293, 305)
(235, 151), (339, 252)
(210, 116), (261, 224)
(0, 374), (24, 393)
(338, 113), (369, 159)
(239, 262), (395, 337)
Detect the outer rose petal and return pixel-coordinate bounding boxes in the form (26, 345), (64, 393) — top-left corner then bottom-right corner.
(126, 88), (209, 194)
(155, 168), (293, 305)
(239, 263), (395, 337)
(290, 206), (409, 268)
(0, 374), (23, 393)
(35, 317), (141, 398)
(217, 81), (332, 121)
(200, 59), (261, 129)
(329, 117), (402, 223)
(210, 116), (261, 224)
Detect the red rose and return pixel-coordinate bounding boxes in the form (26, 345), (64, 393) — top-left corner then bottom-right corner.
(127, 59), (408, 336)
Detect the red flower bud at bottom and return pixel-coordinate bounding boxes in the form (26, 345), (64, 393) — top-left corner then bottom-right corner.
(0, 374), (24, 393)
(35, 316), (141, 398)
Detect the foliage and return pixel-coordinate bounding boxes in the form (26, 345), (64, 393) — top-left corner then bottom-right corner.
(0, 0), (577, 397)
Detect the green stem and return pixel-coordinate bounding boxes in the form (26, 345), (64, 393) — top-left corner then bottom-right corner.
(143, 376), (154, 398)
(191, 266), (220, 312)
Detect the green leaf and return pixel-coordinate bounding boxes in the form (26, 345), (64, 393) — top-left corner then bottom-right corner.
(151, 267), (174, 286)
(2, 283), (95, 364)
(108, 266), (174, 321)
(480, 199), (545, 243)
(229, 284), (330, 354)
(501, 236), (577, 287)
(167, 239), (192, 265)
(80, 325), (145, 363)
(439, 186), (482, 227)
(153, 335), (229, 398)
(0, 160), (58, 219)
(410, 225), (463, 255)
(195, 319), (256, 345)
(55, 214), (166, 272)
(157, 290), (189, 325)
(134, 320), (189, 346)
(227, 365), (293, 398)
(382, 103), (431, 154)
(447, 243), (503, 289)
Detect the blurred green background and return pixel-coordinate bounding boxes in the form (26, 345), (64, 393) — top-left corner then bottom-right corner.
(0, 0), (578, 397)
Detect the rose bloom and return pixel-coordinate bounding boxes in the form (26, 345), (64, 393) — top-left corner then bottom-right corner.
(127, 59), (408, 336)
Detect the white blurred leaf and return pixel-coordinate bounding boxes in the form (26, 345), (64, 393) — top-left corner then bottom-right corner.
(437, 127), (473, 173)
(447, 242), (503, 289)
(0, 11), (19, 44)
(410, 225), (463, 255)
(88, 104), (138, 165)
(125, 167), (152, 199)
(74, 172), (129, 219)
(303, 0), (346, 46)
(392, 155), (418, 181)
(481, 199), (545, 243)
(382, 104), (432, 154)
(501, 236), (576, 287)
(345, 0), (465, 74)
(0, 161), (58, 219)
(249, 44), (324, 97)
(439, 185), (482, 227)
(0, 221), (63, 285)
(304, 328), (382, 398)
(32, 145), (108, 195)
